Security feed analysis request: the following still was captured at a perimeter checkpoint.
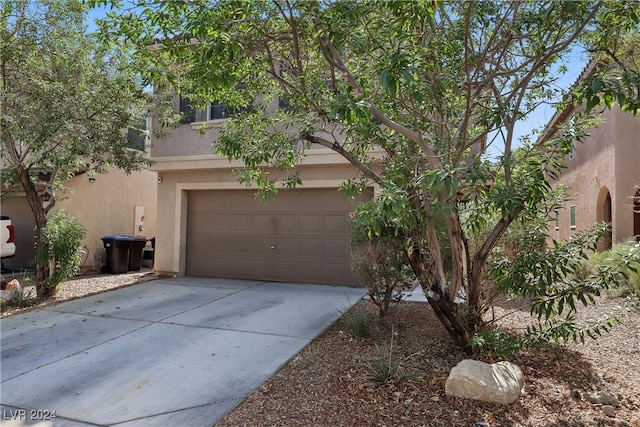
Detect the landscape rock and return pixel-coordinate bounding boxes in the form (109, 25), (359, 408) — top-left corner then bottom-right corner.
(0, 279), (21, 291)
(602, 405), (616, 417)
(445, 359), (525, 405)
(585, 391), (620, 406)
(0, 279), (22, 300)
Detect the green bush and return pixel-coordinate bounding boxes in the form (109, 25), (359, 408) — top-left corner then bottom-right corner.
(589, 240), (640, 297)
(350, 200), (415, 317)
(39, 210), (87, 289)
(478, 223), (634, 355)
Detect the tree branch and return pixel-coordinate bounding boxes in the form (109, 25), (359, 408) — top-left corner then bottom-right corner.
(303, 134), (384, 186)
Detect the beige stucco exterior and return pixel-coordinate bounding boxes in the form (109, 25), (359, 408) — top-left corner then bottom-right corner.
(1, 167), (157, 272)
(54, 167), (158, 271)
(550, 107), (640, 247)
(149, 93), (384, 278)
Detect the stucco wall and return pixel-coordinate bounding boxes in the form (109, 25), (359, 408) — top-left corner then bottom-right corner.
(1, 167), (157, 273)
(551, 107), (640, 245)
(53, 167), (158, 272)
(613, 110), (640, 240)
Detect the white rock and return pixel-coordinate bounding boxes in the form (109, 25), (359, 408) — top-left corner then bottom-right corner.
(445, 359), (525, 405)
(586, 391), (620, 406)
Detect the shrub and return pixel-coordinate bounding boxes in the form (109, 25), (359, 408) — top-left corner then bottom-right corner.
(478, 224), (635, 356)
(339, 305), (373, 339)
(366, 349), (400, 386)
(365, 329), (404, 386)
(350, 200), (415, 317)
(2, 286), (36, 308)
(589, 240), (640, 297)
(39, 210), (87, 290)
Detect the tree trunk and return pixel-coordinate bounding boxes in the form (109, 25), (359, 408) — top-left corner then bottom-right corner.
(405, 227), (476, 353)
(428, 294), (474, 352)
(14, 165), (54, 298)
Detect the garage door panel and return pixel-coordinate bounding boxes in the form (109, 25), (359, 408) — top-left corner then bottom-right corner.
(274, 261), (298, 281)
(297, 239), (322, 256)
(187, 233), (212, 253)
(207, 214), (235, 231)
(252, 214), (273, 232)
(190, 257), (271, 279)
(252, 214), (299, 233)
(188, 214), (210, 232)
(272, 238), (299, 255)
(186, 188), (371, 285)
(323, 214), (348, 233)
(274, 215), (298, 232)
(230, 236), (271, 254)
(323, 239), (348, 257)
(299, 214), (323, 232)
(233, 214), (252, 231)
(323, 263), (350, 282)
(294, 262), (324, 282)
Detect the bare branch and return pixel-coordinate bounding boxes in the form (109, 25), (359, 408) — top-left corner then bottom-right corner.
(303, 134), (384, 186)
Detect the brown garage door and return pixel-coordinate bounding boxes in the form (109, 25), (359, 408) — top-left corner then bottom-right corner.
(186, 188), (371, 285)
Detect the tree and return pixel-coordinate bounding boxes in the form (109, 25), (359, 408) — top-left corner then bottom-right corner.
(0, 0), (154, 297)
(101, 0), (640, 351)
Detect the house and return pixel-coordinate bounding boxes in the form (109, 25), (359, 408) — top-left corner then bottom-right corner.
(0, 167), (157, 273)
(547, 105), (640, 248)
(149, 98), (372, 285)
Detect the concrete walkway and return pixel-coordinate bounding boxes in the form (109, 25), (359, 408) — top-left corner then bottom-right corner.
(1, 277), (365, 426)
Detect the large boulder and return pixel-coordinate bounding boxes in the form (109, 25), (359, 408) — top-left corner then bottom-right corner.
(445, 359), (525, 405)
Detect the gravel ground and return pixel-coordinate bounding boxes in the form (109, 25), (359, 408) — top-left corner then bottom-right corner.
(217, 295), (640, 427)
(0, 269), (156, 317)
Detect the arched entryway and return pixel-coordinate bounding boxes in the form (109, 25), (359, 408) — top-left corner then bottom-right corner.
(634, 189), (640, 242)
(596, 187), (613, 251)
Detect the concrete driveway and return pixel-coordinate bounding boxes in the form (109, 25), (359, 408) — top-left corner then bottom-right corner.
(0, 277), (364, 426)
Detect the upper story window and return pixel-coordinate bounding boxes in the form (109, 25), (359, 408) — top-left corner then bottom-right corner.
(179, 96), (196, 124)
(208, 102), (252, 121)
(554, 210), (560, 240)
(179, 96), (251, 124)
(570, 205), (577, 238)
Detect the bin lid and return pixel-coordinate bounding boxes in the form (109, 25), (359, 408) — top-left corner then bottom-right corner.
(102, 235), (134, 241)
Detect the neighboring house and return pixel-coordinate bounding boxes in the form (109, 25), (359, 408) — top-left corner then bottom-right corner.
(0, 166), (157, 273)
(547, 105), (640, 248)
(149, 97), (372, 285)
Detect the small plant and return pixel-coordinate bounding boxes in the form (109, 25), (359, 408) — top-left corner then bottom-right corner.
(339, 305), (372, 339)
(470, 329), (523, 359)
(366, 328), (401, 386)
(2, 286), (36, 308)
(39, 210), (87, 293)
(350, 200), (415, 317)
(367, 350), (400, 386)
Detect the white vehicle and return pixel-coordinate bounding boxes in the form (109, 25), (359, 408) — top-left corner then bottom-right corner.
(1, 216), (16, 259)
